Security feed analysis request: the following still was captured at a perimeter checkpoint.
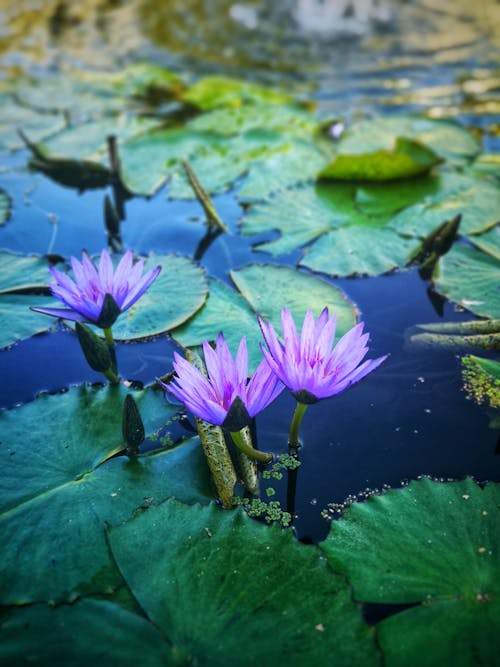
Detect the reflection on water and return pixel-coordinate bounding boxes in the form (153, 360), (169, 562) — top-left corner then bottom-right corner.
(1, 0), (499, 123)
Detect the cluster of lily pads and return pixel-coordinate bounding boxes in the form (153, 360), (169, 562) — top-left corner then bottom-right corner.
(0, 64), (499, 665)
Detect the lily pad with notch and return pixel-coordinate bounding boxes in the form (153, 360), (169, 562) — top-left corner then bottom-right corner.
(320, 478), (500, 667)
(0, 384), (211, 604)
(108, 499), (381, 667)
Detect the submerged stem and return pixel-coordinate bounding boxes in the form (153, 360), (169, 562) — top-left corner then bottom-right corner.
(288, 402), (308, 452)
(230, 430), (273, 464)
(103, 326), (118, 375)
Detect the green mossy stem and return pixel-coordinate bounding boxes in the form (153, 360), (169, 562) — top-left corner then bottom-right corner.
(289, 402), (309, 452)
(230, 429), (273, 464)
(103, 326), (118, 376)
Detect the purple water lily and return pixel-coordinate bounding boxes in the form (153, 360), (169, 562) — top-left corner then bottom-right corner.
(162, 333), (284, 433)
(32, 249), (161, 328)
(258, 307), (388, 448)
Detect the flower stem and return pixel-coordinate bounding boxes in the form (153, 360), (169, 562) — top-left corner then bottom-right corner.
(288, 402), (308, 452)
(230, 430), (273, 464)
(103, 326), (118, 375)
(103, 367), (121, 385)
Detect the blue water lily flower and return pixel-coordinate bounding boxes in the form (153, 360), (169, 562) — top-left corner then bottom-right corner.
(32, 249), (161, 328)
(258, 307), (388, 448)
(161, 333), (285, 431)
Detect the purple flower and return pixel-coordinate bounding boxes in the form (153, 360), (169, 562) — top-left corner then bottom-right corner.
(162, 333), (285, 431)
(32, 249), (161, 328)
(259, 307), (388, 404)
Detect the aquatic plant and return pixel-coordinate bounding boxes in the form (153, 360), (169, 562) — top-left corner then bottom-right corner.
(32, 249), (161, 328)
(31, 249), (161, 383)
(258, 307), (388, 448)
(160, 333), (284, 461)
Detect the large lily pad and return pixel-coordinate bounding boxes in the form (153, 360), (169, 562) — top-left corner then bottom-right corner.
(172, 265), (358, 372)
(320, 478), (500, 667)
(230, 263), (357, 334)
(171, 278), (263, 369)
(0, 295), (58, 349)
(0, 599), (173, 666)
(318, 137), (441, 181)
(181, 75), (294, 110)
(389, 176), (500, 239)
(0, 384), (211, 603)
(0, 94), (65, 151)
(108, 499), (380, 667)
(0, 251), (53, 293)
(120, 128), (219, 196)
(333, 116), (480, 162)
(301, 226), (422, 277)
(433, 243), (500, 319)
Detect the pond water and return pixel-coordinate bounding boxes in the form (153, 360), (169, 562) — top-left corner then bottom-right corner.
(0, 4), (499, 662)
(1, 0), (498, 541)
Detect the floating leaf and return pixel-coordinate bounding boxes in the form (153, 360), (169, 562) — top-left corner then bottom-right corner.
(238, 139), (329, 201)
(110, 255), (208, 341)
(389, 176), (500, 238)
(109, 500), (380, 667)
(0, 295), (57, 349)
(230, 263), (357, 335)
(0, 94), (65, 151)
(0, 384), (211, 603)
(433, 243), (500, 319)
(241, 185), (358, 257)
(0, 599), (172, 666)
(120, 128), (218, 196)
(318, 137), (441, 181)
(469, 225), (500, 261)
(186, 103), (318, 137)
(0, 251), (54, 293)
(301, 226), (422, 277)
(334, 116), (480, 162)
(181, 75), (294, 110)
(172, 265), (358, 372)
(320, 478), (500, 667)
(171, 278), (263, 371)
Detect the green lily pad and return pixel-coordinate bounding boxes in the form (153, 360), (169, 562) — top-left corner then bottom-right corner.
(318, 137), (441, 182)
(181, 75), (294, 110)
(32, 114), (158, 165)
(462, 355), (500, 409)
(241, 185), (359, 256)
(0, 251), (54, 293)
(469, 225), (500, 261)
(120, 128), (219, 196)
(320, 478), (500, 667)
(300, 226), (422, 277)
(186, 103), (318, 137)
(335, 117), (480, 162)
(111, 254), (208, 341)
(230, 263), (357, 335)
(0, 189), (11, 225)
(172, 265), (358, 372)
(0, 599), (173, 666)
(109, 499), (380, 667)
(389, 176), (500, 238)
(171, 278), (264, 371)
(0, 384), (211, 603)
(0, 295), (58, 349)
(433, 243), (500, 319)
(238, 139), (329, 201)
(0, 94), (66, 151)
